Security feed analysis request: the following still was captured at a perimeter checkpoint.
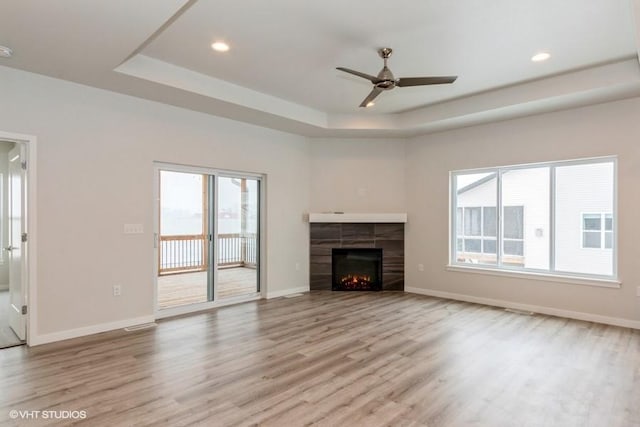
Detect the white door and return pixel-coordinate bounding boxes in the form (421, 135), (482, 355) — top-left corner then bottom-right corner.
(7, 145), (26, 341)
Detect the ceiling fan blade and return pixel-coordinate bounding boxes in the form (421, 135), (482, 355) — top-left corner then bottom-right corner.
(359, 88), (383, 108)
(396, 76), (458, 87)
(337, 67), (381, 84)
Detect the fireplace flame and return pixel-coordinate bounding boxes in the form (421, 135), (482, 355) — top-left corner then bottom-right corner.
(339, 274), (372, 289)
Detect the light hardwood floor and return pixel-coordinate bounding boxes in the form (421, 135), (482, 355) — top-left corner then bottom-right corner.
(1, 292), (639, 426)
(158, 267), (258, 309)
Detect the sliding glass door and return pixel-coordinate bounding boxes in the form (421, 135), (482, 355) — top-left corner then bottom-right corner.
(156, 166), (261, 311)
(217, 176), (260, 298)
(158, 171), (210, 309)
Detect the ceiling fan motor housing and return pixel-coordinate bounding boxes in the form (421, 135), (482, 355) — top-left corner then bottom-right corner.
(376, 48), (397, 89)
(376, 67), (396, 89)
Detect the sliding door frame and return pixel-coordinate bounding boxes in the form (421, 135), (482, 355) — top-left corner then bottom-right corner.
(153, 162), (265, 319)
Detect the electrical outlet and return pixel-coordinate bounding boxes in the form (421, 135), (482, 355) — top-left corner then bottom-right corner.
(295, 262), (301, 271)
(637, 286), (640, 297)
(418, 264), (425, 272)
(113, 285), (122, 297)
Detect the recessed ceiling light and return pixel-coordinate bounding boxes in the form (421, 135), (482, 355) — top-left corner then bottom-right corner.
(0, 45), (13, 58)
(211, 42), (230, 52)
(366, 102), (375, 108)
(531, 52), (550, 62)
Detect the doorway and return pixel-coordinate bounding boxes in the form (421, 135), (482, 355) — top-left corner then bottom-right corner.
(154, 164), (262, 315)
(0, 140), (28, 349)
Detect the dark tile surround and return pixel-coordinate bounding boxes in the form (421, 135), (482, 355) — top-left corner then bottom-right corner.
(310, 223), (405, 291)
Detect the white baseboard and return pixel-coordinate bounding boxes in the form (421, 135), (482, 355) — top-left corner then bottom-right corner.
(29, 315), (156, 346)
(266, 286), (309, 299)
(405, 287), (640, 330)
(30, 288), (305, 345)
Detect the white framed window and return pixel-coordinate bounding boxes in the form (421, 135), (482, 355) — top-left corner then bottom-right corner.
(582, 213), (613, 249)
(450, 157), (616, 279)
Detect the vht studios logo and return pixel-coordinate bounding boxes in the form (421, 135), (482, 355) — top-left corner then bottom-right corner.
(9, 409), (87, 420)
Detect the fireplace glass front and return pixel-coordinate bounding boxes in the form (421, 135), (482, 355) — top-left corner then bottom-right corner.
(332, 248), (382, 291)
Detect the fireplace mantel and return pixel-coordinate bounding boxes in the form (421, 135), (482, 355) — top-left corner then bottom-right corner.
(308, 213), (407, 223)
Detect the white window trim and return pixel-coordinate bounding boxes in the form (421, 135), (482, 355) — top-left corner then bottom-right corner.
(449, 156), (618, 282)
(445, 264), (621, 288)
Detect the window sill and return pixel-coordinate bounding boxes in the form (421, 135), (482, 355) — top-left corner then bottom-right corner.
(445, 264), (621, 289)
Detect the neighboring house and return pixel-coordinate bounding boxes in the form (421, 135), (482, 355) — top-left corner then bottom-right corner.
(456, 162), (613, 276)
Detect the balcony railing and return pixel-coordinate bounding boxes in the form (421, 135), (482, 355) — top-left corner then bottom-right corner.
(159, 233), (257, 275)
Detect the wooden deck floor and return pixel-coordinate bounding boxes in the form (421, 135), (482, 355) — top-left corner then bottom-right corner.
(1, 292), (639, 426)
(158, 267), (257, 309)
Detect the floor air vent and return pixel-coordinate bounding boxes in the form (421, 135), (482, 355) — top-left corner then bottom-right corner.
(124, 322), (157, 332)
(504, 308), (534, 316)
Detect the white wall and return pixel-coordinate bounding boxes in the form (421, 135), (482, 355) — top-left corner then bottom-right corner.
(309, 138), (406, 213)
(0, 66), (310, 338)
(2, 63), (640, 342)
(406, 97), (640, 323)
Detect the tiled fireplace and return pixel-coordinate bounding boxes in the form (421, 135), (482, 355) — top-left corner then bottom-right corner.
(310, 219), (405, 291)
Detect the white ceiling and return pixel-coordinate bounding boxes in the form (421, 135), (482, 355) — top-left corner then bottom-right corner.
(1, 0), (640, 136)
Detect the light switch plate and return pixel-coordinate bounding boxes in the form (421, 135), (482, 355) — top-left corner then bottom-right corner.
(124, 223), (144, 234)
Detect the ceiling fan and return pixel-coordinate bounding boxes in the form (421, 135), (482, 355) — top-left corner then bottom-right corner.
(337, 47), (458, 108)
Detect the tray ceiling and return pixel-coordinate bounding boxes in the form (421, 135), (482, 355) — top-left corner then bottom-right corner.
(1, 0), (639, 136)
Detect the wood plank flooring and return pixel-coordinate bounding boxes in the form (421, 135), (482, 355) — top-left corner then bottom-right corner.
(1, 291), (639, 426)
(158, 267), (257, 309)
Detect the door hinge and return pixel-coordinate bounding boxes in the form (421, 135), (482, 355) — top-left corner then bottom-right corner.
(21, 305), (27, 315)
(21, 233), (27, 243)
(21, 161), (27, 170)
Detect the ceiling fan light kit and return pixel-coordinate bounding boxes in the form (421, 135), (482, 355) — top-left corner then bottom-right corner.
(337, 47), (458, 107)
